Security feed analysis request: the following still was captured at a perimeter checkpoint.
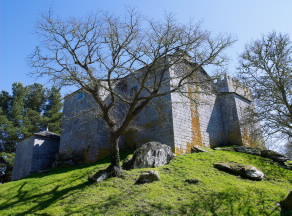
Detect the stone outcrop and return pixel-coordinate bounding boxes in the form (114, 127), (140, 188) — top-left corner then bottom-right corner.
(135, 170), (160, 184)
(191, 147), (208, 153)
(260, 150), (288, 162)
(123, 142), (175, 170)
(214, 146), (288, 162)
(88, 169), (109, 183)
(233, 146), (261, 156)
(214, 162), (264, 180)
(213, 147), (235, 151)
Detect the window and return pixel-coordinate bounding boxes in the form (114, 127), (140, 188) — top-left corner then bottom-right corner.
(78, 91), (84, 99)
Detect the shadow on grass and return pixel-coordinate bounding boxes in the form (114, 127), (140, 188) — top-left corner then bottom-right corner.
(23, 150), (134, 180)
(0, 150), (134, 214)
(1, 178), (91, 214)
(62, 187), (282, 215)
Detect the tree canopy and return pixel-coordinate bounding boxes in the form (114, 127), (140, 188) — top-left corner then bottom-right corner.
(0, 83), (63, 152)
(238, 32), (292, 140)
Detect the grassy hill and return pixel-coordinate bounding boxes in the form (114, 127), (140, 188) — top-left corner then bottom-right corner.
(0, 150), (291, 215)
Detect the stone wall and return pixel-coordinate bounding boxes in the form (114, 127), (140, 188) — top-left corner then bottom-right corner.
(12, 135), (60, 180)
(30, 136), (60, 173)
(60, 91), (110, 163)
(60, 69), (175, 163)
(59, 64), (257, 162)
(124, 69), (175, 149)
(12, 137), (34, 180)
(218, 93), (242, 145)
(214, 74), (259, 146)
(126, 94), (175, 149)
(199, 93), (224, 147)
(170, 66), (225, 154)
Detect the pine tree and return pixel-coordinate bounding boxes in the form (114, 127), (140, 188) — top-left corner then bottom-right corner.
(0, 83), (63, 152)
(0, 91), (12, 115)
(0, 91), (12, 151)
(25, 83), (47, 112)
(11, 83), (26, 129)
(0, 85), (25, 152)
(23, 83), (47, 136)
(44, 87), (63, 134)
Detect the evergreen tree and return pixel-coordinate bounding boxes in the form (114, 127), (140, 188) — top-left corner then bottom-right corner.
(0, 83), (63, 152)
(23, 83), (48, 136)
(44, 87), (63, 134)
(0, 91), (12, 151)
(0, 86), (25, 152)
(0, 91), (12, 115)
(23, 108), (44, 137)
(11, 83), (26, 129)
(25, 83), (47, 112)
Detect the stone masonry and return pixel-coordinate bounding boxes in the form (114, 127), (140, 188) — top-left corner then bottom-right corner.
(12, 61), (260, 180)
(58, 63), (258, 163)
(12, 131), (60, 180)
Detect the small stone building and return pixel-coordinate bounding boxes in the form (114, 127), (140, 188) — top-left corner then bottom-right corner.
(12, 130), (60, 180)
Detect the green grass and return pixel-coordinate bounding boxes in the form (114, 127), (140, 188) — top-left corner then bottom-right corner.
(0, 150), (291, 215)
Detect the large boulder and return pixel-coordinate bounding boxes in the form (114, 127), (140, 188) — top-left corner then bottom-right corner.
(233, 146), (261, 156)
(135, 170), (160, 184)
(123, 142), (175, 169)
(260, 150), (288, 162)
(214, 162), (264, 180)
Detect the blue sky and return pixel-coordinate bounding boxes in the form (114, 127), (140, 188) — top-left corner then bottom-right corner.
(1, 0), (292, 95)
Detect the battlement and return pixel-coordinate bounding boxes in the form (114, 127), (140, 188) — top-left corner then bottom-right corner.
(214, 74), (253, 101)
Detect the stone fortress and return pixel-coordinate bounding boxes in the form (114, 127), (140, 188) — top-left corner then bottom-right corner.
(12, 61), (260, 180)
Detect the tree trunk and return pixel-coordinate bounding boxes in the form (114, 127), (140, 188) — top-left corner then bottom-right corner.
(106, 133), (122, 177)
(88, 132), (122, 183)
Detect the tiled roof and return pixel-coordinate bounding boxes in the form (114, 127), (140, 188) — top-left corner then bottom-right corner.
(34, 131), (60, 140)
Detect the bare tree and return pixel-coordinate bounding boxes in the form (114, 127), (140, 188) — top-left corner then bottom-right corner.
(30, 9), (234, 179)
(238, 32), (292, 141)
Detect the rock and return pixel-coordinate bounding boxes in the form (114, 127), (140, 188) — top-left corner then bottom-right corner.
(135, 170), (160, 184)
(280, 191), (292, 215)
(260, 150), (288, 162)
(191, 147), (208, 153)
(214, 162), (264, 180)
(124, 141), (175, 169)
(213, 147), (235, 151)
(88, 169), (109, 183)
(233, 146), (261, 156)
(185, 178), (202, 184)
